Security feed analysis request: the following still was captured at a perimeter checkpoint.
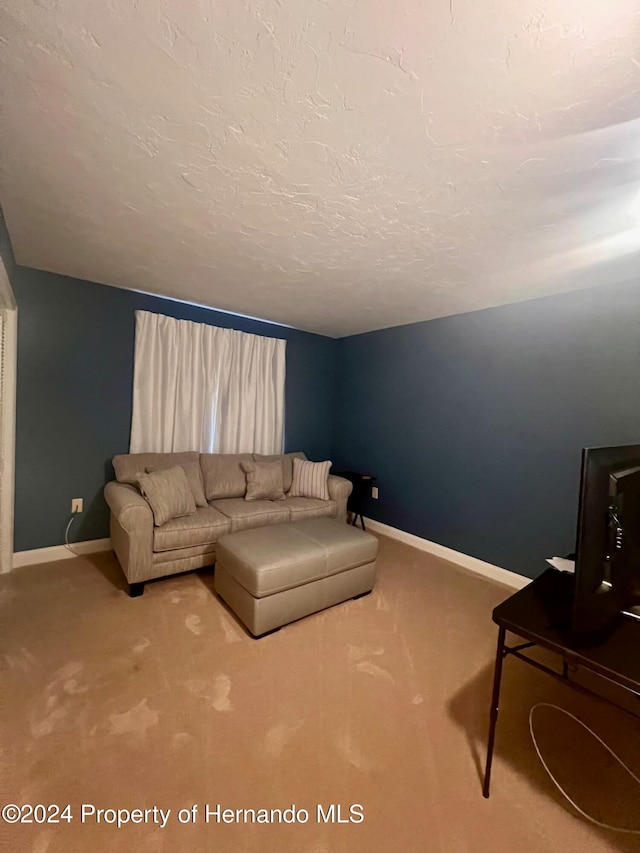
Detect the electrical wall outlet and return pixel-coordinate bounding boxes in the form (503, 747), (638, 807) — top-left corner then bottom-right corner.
(371, 486), (379, 500)
(71, 498), (83, 514)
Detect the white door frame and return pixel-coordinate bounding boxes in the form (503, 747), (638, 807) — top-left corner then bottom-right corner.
(0, 257), (16, 574)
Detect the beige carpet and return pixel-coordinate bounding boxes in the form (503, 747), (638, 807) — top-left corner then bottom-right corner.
(2, 534), (640, 853)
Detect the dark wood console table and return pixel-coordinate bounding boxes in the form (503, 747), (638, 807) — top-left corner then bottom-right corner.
(483, 568), (640, 797)
(333, 471), (376, 530)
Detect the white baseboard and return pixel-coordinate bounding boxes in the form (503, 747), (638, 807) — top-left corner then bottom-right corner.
(363, 518), (530, 590)
(12, 538), (113, 570)
(11, 522), (530, 590)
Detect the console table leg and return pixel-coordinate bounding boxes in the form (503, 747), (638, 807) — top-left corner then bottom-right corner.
(483, 626), (506, 798)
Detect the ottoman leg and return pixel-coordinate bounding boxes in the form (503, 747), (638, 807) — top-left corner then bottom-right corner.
(253, 626), (282, 640)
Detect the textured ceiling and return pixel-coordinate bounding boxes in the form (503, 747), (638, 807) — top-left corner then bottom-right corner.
(1, 1), (640, 338)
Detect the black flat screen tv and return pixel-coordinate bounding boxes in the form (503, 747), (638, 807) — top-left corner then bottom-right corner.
(572, 445), (640, 645)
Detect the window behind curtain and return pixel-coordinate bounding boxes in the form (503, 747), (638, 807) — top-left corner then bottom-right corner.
(130, 311), (286, 454)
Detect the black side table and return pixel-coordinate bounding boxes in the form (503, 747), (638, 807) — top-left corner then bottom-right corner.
(482, 568), (640, 798)
(333, 471), (377, 530)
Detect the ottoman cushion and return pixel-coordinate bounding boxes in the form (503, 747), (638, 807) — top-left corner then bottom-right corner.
(216, 518), (378, 598)
(292, 518), (378, 574)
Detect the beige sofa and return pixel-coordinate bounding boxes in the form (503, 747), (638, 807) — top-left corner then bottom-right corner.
(104, 451), (352, 597)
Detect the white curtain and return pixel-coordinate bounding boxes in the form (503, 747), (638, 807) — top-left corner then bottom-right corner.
(130, 311), (286, 454)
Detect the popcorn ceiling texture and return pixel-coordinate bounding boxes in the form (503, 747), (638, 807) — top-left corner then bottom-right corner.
(1, 1), (639, 337)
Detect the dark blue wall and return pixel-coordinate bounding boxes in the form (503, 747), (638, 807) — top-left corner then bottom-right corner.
(10, 214), (640, 580)
(11, 267), (337, 551)
(333, 281), (640, 579)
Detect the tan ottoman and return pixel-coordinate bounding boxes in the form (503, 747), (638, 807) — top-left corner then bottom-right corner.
(214, 518), (378, 637)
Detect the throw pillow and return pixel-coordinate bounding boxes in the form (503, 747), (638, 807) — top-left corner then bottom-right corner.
(251, 451), (306, 493)
(146, 460), (207, 507)
(241, 460), (286, 501)
(289, 458), (332, 501)
(136, 466), (197, 526)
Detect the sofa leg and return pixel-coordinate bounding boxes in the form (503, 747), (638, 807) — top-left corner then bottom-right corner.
(129, 582), (144, 598)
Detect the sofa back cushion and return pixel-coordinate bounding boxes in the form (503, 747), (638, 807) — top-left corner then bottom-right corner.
(113, 452), (199, 486)
(200, 453), (254, 500)
(252, 451), (306, 493)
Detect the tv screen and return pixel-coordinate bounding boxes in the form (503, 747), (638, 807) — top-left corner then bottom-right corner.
(572, 445), (640, 644)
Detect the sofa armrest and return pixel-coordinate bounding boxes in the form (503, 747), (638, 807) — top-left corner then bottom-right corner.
(327, 475), (352, 524)
(104, 481), (154, 584)
(104, 481), (150, 524)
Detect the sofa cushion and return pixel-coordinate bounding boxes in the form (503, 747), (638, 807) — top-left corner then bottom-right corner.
(200, 453), (254, 500)
(152, 543), (217, 563)
(147, 460), (207, 507)
(210, 498), (291, 532)
(282, 496), (337, 521)
(113, 452), (199, 486)
(252, 451), (306, 493)
(137, 466), (197, 527)
(242, 460), (286, 501)
(289, 458), (332, 501)
(153, 506), (231, 552)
